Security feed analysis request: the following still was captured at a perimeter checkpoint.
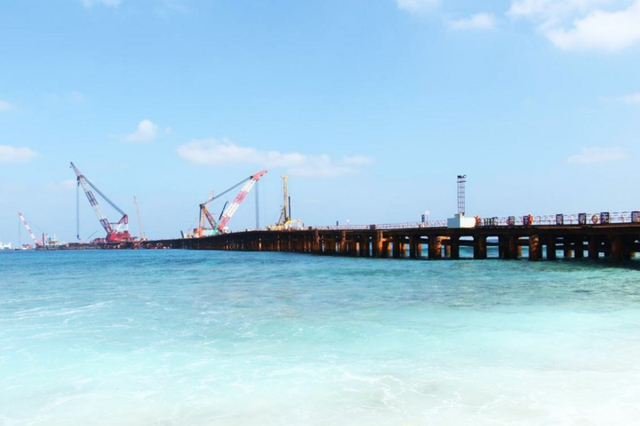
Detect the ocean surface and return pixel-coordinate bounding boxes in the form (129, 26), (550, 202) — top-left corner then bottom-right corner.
(1, 250), (640, 426)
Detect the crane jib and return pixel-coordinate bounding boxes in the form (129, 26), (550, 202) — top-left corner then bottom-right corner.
(70, 162), (130, 242)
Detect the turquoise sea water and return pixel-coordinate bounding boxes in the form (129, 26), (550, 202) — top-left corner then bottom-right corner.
(1, 250), (640, 426)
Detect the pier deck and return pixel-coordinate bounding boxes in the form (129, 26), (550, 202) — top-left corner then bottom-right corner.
(146, 223), (640, 261)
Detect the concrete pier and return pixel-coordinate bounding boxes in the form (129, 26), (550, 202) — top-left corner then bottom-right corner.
(147, 223), (640, 262)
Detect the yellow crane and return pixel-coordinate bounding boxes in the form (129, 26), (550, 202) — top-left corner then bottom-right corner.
(268, 175), (302, 230)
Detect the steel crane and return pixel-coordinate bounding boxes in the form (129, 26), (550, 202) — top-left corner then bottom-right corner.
(191, 170), (267, 237)
(268, 175), (302, 230)
(70, 162), (131, 243)
(196, 190), (218, 238)
(17, 212), (42, 247)
(134, 196), (147, 241)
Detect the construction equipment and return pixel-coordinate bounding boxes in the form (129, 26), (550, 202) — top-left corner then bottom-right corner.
(134, 196), (147, 241)
(195, 190), (217, 238)
(189, 170), (267, 238)
(70, 162), (131, 243)
(17, 212), (42, 247)
(268, 175), (302, 230)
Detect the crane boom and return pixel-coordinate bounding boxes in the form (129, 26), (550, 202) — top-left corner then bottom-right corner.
(197, 190), (218, 237)
(70, 162), (130, 243)
(217, 170), (267, 232)
(134, 196), (146, 241)
(17, 212), (42, 247)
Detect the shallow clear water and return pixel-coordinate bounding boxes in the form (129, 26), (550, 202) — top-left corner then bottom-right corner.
(1, 250), (640, 426)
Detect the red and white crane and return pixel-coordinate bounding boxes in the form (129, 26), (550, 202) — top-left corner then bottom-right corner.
(217, 170), (266, 232)
(17, 212), (42, 247)
(70, 162), (131, 243)
(191, 170), (267, 237)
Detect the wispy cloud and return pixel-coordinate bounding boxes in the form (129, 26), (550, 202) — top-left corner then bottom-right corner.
(177, 139), (374, 178)
(155, 0), (190, 17)
(0, 145), (37, 163)
(600, 92), (640, 104)
(46, 179), (77, 191)
(396, 0), (441, 14)
(0, 100), (13, 112)
(448, 13), (497, 31)
(509, 0), (640, 52)
(343, 155), (375, 165)
(567, 146), (627, 164)
(69, 91), (86, 102)
(122, 119), (159, 143)
(45, 91), (86, 103)
(81, 0), (121, 7)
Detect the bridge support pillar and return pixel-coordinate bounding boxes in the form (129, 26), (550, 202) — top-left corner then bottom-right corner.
(574, 239), (584, 259)
(529, 235), (542, 261)
(546, 236), (557, 260)
(444, 238), (451, 258)
(474, 236), (487, 259)
(382, 240), (391, 258)
(507, 237), (519, 259)
(450, 236), (460, 259)
(339, 231), (347, 255)
(428, 236), (442, 260)
(313, 230), (320, 254)
(327, 237), (335, 255)
(588, 237), (599, 260)
(409, 236), (417, 259)
(400, 238), (407, 258)
(563, 238), (573, 259)
(373, 231), (383, 257)
(361, 234), (370, 257)
(392, 236), (401, 258)
(611, 237), (632, 261)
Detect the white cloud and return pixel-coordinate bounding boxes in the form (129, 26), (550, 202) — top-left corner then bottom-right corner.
(396, 0), (440, 14)
(448, 13), (497, 31)
(343, 155), (375, 165)
(508, 0), (613, 22)
(0, 100), (13, 112)
(0, 145), (37, 163)
(601, 92), (640, 104)
(177, 139), (373, 178)
(69, 91), (86, 102)
(123, 119), (159, 143)
(567, 146), (627, 164)
(618, 92), (640, 104)
(546, 2), (640, 51)
(509, 0), (640, 51)
(81, 0), (121, 7)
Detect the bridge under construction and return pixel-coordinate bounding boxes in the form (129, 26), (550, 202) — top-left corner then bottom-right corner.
(145, 217), (640, 262)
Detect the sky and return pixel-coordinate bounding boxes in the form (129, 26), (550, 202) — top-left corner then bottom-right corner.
(1, 0), (640, 244)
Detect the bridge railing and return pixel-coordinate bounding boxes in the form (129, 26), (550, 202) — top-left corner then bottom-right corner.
(310, 211), (640, 231)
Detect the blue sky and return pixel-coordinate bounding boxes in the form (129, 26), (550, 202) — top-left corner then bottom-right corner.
(1, 0), (640, 244)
